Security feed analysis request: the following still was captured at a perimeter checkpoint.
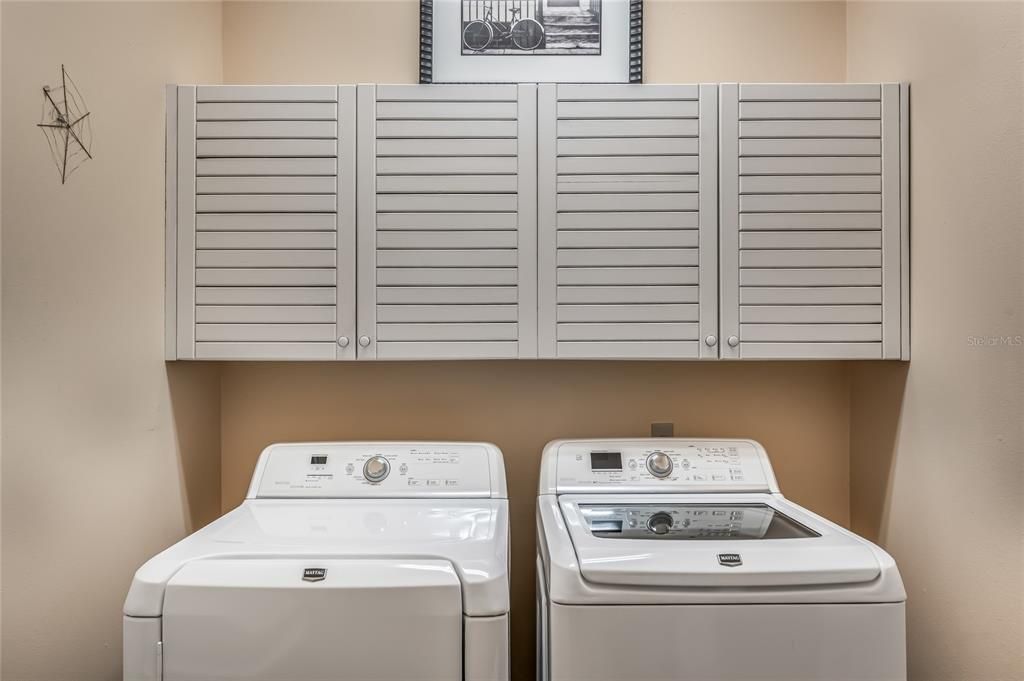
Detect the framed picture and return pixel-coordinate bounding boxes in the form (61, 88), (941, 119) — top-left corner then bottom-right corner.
(420, 0), (643, 83)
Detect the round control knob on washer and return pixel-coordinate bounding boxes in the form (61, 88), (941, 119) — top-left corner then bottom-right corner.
(646, 452), (673, 478)
(363, 456), (390, 483)
(647, 512), (673, 535)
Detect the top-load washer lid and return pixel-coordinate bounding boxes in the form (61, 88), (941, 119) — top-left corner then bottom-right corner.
(578, 502), (819, 540)
(560, 494), (882, 588)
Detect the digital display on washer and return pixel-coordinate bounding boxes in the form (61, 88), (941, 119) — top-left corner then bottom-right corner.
(578, 504), (820, 540)
(590, 451), (622, 471)
(310, 456), (328, 465)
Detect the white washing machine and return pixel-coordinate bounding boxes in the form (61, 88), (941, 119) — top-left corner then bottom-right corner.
(124, 441), (509, 681)
(536, 438), (906, 681)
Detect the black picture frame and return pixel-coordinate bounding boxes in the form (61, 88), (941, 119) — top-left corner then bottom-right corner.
(420, 0), (643, 84)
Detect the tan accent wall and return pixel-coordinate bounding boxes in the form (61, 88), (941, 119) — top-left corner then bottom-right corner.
(221, 360), (851, 681)
(846, 3), (1024, 680)
(0, 3), (224, 680)
(218, 5), (851, 678)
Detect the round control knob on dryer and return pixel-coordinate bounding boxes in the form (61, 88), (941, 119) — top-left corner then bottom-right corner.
(646, 452), (673, 478)
(363, 456), (390, 483)
(647, 512), (673, 535)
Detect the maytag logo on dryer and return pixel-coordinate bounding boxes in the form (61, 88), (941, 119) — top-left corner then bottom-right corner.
(302, 568), (327, 582)
(718, 553), (742, 568)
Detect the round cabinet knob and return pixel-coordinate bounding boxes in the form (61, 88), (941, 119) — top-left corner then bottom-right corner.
(647, 512), (673, 536)
(705, 335), (718, 347)
(358, 336), (371, 347)
(363, 456), (390, 483)
(337, 336), (350, 348)
(727, 335), (740, 348)
(646, 452), (674, 478)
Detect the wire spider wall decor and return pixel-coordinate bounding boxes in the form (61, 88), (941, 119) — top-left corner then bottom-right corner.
(38, 64), (93, 184)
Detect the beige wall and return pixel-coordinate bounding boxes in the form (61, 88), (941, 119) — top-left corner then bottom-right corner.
(223, 0), (422, 83)
(0, 3), (224, 680)
(846, 3), (1024, 681)
(4, 2), (1020, 681)
(1, 2), (5, 671)
(221, 0), (847, 83)
(644, 0), (846, 82)
(218, 4), (851, 679)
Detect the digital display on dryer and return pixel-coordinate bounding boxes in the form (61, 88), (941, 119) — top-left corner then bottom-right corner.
(590, 451), (622, 471)
(310, 456), (328, 465)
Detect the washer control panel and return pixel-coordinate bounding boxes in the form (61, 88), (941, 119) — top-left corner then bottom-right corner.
(252, 442), (499, 498)
(550, 439), (775, 494)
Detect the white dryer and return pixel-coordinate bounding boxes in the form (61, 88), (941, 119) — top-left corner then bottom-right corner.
(124, 441), (509, 681)
(536, 438), (906, 681)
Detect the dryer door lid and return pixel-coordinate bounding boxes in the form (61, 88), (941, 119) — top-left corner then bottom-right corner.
(564, 501), (881, 588)
(162, 558), (462, 681)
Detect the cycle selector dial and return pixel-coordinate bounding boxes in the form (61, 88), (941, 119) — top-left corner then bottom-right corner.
(647, 512), (673, 535)
(646, 452), (674, 478)
(363, 456), (390, 483)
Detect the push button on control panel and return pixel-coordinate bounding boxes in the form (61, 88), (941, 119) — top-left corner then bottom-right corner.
(362, 456), (390, 483)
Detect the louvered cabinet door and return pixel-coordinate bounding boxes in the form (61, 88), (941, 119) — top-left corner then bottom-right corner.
(356, 84), (537, 360)
(537, 84), (719, 359)
(168, 85), (356, 360)
(720, 83), (909, 360)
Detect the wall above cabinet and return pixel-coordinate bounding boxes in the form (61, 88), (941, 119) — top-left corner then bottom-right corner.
(166, 83), (909, 362)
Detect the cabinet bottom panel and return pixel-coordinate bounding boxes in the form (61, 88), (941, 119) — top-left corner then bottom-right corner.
(375, 341), (518, 360)
(556, 341), (700, 359)
(194, 342), (338, 360)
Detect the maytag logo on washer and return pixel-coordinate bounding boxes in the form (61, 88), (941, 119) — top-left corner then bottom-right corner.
(302, 568), (327, 582)
(718, 553), (742, 567)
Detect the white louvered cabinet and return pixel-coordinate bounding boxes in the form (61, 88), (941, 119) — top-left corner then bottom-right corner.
(166, 82), (909, 363)
(536, 84), (720, 359)
(719, 83), (909, 360)
(355, 84), (537, 360)
(167, 85), (356, 360)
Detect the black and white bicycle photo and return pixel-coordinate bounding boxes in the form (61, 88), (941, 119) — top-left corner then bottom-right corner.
(461, 0), (603, 56)
(421, 0), (638, 83)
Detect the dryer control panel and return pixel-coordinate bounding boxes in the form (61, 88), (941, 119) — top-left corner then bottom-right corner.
(248, 442), (506, 499)
(540, 439), (778, 494)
